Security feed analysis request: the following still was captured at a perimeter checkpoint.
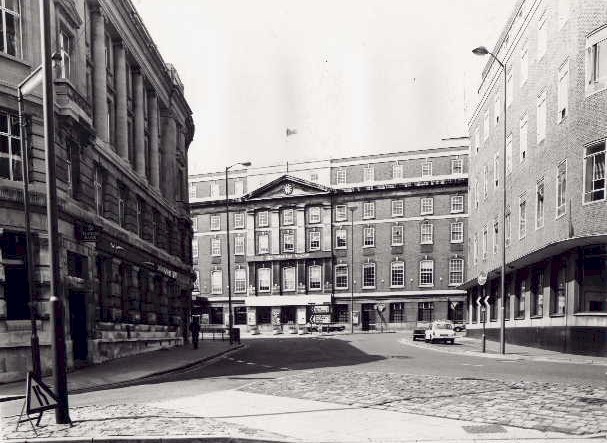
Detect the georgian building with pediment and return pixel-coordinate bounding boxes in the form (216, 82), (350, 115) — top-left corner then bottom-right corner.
(189, 138), (469, 333)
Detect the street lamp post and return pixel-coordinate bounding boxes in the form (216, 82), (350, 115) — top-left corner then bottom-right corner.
(472, 45), (507, 355)
(225, 161), (251, 345)
(348, 205), (357, 334)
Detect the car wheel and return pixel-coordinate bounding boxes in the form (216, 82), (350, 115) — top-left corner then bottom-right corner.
(448, 339), (454, 345)
(430, 338), (435, 344)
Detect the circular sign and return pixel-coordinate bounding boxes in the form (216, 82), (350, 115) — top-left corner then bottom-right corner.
(478, 271), (488, 286)
(283, 183), (293, 195)
(377, 302), (385, 312)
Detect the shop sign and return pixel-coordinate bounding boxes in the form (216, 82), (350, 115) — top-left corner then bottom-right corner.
(78, 223), (97, 242)
(156, 264), (178, 280)
(312, 305), (331, 314)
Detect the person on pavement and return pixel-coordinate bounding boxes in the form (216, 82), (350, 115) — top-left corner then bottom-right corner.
(189, 318), (201, 349)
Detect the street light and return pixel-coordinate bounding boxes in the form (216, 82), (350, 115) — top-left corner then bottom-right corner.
(472, 45), (507, 355)
(225, 161), (251, 345)
(347, 205), (358, 334)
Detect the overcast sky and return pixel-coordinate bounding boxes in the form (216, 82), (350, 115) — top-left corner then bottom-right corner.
(134, 0), (516, 174)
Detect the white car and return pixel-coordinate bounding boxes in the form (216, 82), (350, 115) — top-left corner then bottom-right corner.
(424, 321), (456, 344)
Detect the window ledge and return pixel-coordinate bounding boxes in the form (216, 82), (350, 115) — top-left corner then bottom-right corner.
(362, 287), (376, 290)
(390, 285), (405, 289)
(574, 312), (607, 317)
(549, 313), (565, 318)
(0, 52), (29, 67)
(391, 243), (404, 247)
(362, 245), (375, 249)
(419, 284), (434, 288)
(530, 315), (543, 319)
(582, 198), (607, 207)
(514, 316), (525, 320)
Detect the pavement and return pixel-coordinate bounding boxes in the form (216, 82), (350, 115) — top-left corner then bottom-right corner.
(2, 333), (607, 442)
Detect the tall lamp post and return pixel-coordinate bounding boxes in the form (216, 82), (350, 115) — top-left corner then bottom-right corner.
(472, 45), (507, 355)
(348, 205), (357, 334)
(225, 161), (251, 345)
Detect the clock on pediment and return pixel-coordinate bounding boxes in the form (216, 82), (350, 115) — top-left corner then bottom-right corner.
(283, 183), (294, 195)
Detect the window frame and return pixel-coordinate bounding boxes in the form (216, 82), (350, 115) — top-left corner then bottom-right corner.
(257, 267), (271, 293)
(392, 163), (403, 179)
(536, 89), (547, 144)
(336, 167), (347, 185)
(420, 197), (433, 215)
(211, 269), (223, 295)
(211, 237), (221, 257)
(0, 0), (21, 58)
(421, 161), (432, 177)
(308, 230), (321, 251)
(419, 260), (434, 287)
(308, 206), (321, 224)
(282, 208), (294, 225)
(335, 205), (347, 222)
(257, 210), (269, 227)
(210, 214), (221, 231)
(362, 262), (376, 289)
(308, 265), (322, 291)
(391, 225), (404, 246)
(335, 228), (347, 249)
(558, 59), (569, 122)
(234, 268), (247, 293)
(536, 178), (545, 229)
(583, 141), (606, 204)
(392, 200), (404, 217)
(449, 258), (464, 286)
(335, 264), (348, 289)
(450, 221), (463, 243)
(390, 261), (405, 288)
(234, 235), (245, 255)
(420, 221), (433, 244)
(234, 212), (245, 229)
(282, 266), (296, 292)
(362, 201), (375, 219)
(556, 160), (567, 218)
(363, 164), (375, 182)
(257, 232), (270, 255)
(451, 158), (463, 174)
(363, 226), (375, 248)
(519, 194), (527, 239)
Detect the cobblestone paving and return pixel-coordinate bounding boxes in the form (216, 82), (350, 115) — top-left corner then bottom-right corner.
(2, 403), (289, 441)
(239, 370), (607, 436)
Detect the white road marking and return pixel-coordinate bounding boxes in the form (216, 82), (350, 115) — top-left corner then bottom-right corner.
(246, 362), (255, 365)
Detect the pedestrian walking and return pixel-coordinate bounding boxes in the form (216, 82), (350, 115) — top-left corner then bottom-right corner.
(189, 317), (201, 349)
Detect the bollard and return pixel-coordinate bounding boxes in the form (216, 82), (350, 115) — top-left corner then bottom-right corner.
(482, 333), (486, 353)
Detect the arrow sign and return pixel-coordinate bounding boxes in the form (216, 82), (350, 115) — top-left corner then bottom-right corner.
(476, 296), (482, 307)
(483, 296), (490, 309)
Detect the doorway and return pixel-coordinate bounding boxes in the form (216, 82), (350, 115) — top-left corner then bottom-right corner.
(5, 266), (30, 320)
(361, 303), (376, 331)
(69, 291), (88, 362)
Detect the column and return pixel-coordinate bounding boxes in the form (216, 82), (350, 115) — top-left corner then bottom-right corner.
(270, 210), (279, 254)
(321, 206), (331, 251)
(295, 208), (305, 253)
(92, 9), (108, 141)
(114, 43), (128, 159)
(134, 71), (146, 177)
(246, 212), (255, 258)
(159, 114), (176, 198)
(148, 93), (160, 189)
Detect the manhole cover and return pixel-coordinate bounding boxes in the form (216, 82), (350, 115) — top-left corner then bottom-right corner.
(578, 397), (607, 406)
(462, 424), (507, 434)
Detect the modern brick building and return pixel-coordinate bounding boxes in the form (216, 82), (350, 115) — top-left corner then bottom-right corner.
(190, 138), (468, 333)
(0, 0), (194, 382)
(465, 0), (607, 355)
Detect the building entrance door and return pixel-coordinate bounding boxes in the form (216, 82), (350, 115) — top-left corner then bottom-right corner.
(361, 303), (376, 331)
(5, 266), (30, 320)
(69, 291), (88, 362)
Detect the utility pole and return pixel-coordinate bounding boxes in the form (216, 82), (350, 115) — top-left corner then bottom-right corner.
(40, 0), (70, 424)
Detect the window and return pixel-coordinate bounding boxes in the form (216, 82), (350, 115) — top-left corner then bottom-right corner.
(362, 201), (375, 219)
(335, 205), (347, 221)
(234, 212), (245, 229)
(210, 215), (220, 231)
(483, 165), (488, 199)
(235, 235), (245, 255)
(258, 211), (269, 227)
(0, 112), (22, 181)
(363, 227), (375, 247)
(418, 302), (434, 322)
(136, 198), (143, 237)
(474, 181), (480, 210)
(335, 265), (348, 289)
(333, 304), (349, 322)
(451, 158), (463, 174)
(558, 60), (569, 121)
(586, 27), (607, 95)
(308, 265), (321, 291)
(193, 269), (200, 292)
(449, 258), (464, 285)
(584, 141), (605, 203)
(282, 267), (296, 292)
(283, 208), (294, 225)
(537, 12), (547, 59)
(494, 94), (500, 126)
(152, 211), (159, 245)
(118, 185), (126, 228)
(505, 207), (512, 246)
(390, 303), (405, 322)
(211, 238), (221, 257)
(59, 30), (72, 79)
(335, 228), (347, 248)
(537, 90), (547, 143)
(531, 269), (544, 317)
(309, 172), (318, 182)
(483, 111), (489, 141)
(192, 239), (199, 260)
(482, 226), (488, 258)
(391, 225), (403, 246)
(257, 268), (271, 292)
(392, 200), (404, 217)
(363, 165), (375, 182)
(234, 268), (247, 293)
(308, 207), (321, 223)
(493, 221), (498, 255)
(420, 197), (433, 215)
(234, 179), (244, 195)
(336, 167), (347, 185)
(420, 221), (433, 244)
(211, 270), (222, 294)
(581, 245), (607, 312)
(473, 233), (478, 264)
(502, 136), (511, 177)
(551, 264), (567, 315)
(392, 163), (403, 179)
(515, 277), (526, 318)
(189, 183), (197, 199)
(282, 232), (294, 252)
(450, 222), (463, 243)
(308, 230), (320, 251)
(506, 66), (513, 107)
(0, 0), (20, 57)
(362, 263), (376, 288)
(556, 160), (567, 217)
(519, 194), (527, 239)
(210, 182), (219, 198)
(536, 179), (545, 229)
(474, 127), (480, 152)
(519, 114), (527, 162)
(391, 261), (405, 287)
(558, 0), (569, 28)
(493, 153), (499, 188)
(258, 233), (269, 254)
(421, 161), (432, 177)
(520, 44), (528, 85)
(94, 166), (103, 216)
(419, 260), (434, 286)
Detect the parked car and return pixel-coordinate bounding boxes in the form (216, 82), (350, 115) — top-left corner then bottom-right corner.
(424, 320), (456, 344)
(453, 323), (466, 333)
(412, 322), (430, 341)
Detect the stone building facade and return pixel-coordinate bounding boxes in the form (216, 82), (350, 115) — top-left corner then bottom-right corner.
(465, 0), (607, 355)
(0, 0), (194, 382)
(190, 138), (468, 333)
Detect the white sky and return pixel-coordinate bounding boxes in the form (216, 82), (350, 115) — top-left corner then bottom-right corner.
(134, 0), (516, 174)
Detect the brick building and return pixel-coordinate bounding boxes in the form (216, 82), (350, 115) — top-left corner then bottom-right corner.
(190, 138), (468, 333)
(0, 0), (194, 382)
(465, 0), (607, 355)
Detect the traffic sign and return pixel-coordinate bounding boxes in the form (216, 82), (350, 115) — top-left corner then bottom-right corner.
(376, 303), (385, 312)
(310, 314), (331, 324)
(478, 271), (488, 286)
(483, 295), (490, 309)
(476, 296), (482, 307)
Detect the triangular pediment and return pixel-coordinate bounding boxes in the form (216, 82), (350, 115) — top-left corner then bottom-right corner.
(244, 175), (331, 200)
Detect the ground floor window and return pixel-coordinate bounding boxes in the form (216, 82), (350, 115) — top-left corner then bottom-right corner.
(530, 268), (544, 317)
(257, 306), (272, 324)
(333, 304), (349, 322)
(209, 306), (224, 325)
(389, 302), (405, 322)
(515, 276), (526, 318)
(234, 306), (247, 325)
(417, 302), (434, 322)
(448, 301), (464, 322)
(580, 245), (607, 312)
(550, 262), (567, 315)
(280, 306), (297, 324)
